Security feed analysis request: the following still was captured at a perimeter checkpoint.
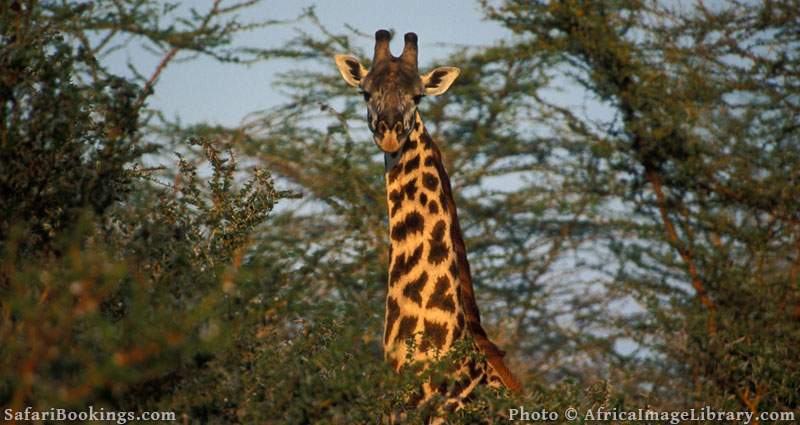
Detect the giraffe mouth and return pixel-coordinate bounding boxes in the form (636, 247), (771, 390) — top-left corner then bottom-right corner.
(374, 130), (404, 153)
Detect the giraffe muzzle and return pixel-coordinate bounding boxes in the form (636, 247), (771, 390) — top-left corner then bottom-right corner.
(374, 120), (409, 153)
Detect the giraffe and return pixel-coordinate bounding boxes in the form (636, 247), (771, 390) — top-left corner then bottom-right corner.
(334, 30), (521, 418)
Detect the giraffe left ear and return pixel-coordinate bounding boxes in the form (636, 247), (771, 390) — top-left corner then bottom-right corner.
(421, 67), (460, 96)
(334, 54), (369, 87)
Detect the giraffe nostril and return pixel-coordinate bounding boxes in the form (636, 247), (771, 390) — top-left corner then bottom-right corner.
(393, 122), (403, 134)
(377, 121), (388, 133)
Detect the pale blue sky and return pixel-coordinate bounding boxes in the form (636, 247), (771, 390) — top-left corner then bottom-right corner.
(105, 0), (511, 126)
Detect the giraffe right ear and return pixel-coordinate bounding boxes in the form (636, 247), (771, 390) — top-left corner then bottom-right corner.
(334, 54), (369, 87)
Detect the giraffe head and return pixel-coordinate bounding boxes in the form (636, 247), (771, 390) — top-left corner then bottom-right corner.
(334, 30), (460, 153)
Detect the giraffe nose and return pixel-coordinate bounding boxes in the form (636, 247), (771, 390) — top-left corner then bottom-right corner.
(376, 119), (404, 135)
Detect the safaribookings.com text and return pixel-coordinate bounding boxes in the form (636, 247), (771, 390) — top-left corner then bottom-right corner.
(4, 406), (176, 424)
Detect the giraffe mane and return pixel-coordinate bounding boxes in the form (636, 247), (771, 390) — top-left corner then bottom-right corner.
(428, 143), (523, 393)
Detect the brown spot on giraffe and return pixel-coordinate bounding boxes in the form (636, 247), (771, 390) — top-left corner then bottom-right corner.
(403, 177), (418, 201)
(448, 258), (459, 280)
(403, 271), (428, 305)
(426, 275), (456, 313)
(396, 315), (418, 345)
(385, 296), (400, 345)
(403, 137), (418, 152)
(453, 312), (465, 340)
(333, 29), (521, 417)
(389, 243), (423, 286)
(388, 161), (403, 183)
(420, 319), (448, 352)
(427, 219), (449, 265)
(428, 200), (439, 215)
(404, 154), (420, 173)
(390, 211), (424, 242)
(389, 188), (403, 217)
(422, 172), (439, 192)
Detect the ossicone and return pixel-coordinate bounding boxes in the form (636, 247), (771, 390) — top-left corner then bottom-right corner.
(400, 32), (418, 69)
(373, 29), (392, 64)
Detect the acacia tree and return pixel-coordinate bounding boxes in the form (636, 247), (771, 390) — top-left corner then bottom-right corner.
(0, 0), (290, 416)
(483, 0), (800, 414)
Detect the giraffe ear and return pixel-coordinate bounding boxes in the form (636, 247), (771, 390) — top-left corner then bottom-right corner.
(421, 67), (460, 96)
(334, 54), (369, 87)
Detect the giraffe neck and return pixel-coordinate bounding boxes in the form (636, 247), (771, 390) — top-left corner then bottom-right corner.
(382, 112), (467, 370)
(381, 112), (522, 403)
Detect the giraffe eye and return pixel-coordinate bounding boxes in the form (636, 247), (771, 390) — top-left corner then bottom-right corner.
(413, 94), (423, 104)
(361, 90), (371, 101)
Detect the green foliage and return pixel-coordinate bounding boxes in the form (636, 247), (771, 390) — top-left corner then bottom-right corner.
(0, 11), (146, 251)
(0, 0), (290, 420)
(483, 0), (800, 413)
(0, 139), (283, 410)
